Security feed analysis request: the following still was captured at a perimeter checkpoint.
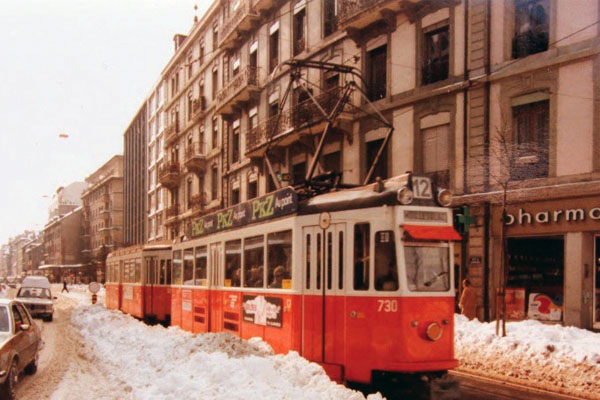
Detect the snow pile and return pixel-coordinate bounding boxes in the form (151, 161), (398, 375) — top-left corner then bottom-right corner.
(455, 314), (600, 397)
(71, 305), (382, 400)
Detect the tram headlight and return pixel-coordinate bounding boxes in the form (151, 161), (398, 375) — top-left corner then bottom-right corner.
(426, 322), (443, 341)
(436, 188), (452, 207)
(397, 187), (414, 205)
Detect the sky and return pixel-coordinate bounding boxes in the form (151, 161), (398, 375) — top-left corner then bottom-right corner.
(0, 0), (211, 244)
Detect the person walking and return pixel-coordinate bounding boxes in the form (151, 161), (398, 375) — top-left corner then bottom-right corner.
(61, 278), (69, 293)
(459, 279), (477, 320)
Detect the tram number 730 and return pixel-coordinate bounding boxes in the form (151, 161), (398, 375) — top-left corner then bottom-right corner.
(377, 299), (398, 312)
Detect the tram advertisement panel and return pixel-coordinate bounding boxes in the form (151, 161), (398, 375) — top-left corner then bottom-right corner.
(242, 295), (283, 328)
(188, 188), (297, 239)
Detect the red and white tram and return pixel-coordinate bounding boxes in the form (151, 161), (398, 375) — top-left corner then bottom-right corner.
(106, 243), (172, 323)
(168, 173), (461, 386)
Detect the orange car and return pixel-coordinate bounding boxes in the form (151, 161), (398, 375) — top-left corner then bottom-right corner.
(0, 298), (42, 400)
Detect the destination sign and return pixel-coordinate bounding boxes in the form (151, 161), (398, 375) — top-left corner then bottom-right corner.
(187, 187), (298, 239)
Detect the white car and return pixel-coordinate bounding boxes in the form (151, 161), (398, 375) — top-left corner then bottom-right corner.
(15, 277), (55, 322)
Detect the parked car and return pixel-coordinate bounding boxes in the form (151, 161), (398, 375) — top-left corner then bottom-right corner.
(15, 276), (55, 322)
(0, 298), (42, 399)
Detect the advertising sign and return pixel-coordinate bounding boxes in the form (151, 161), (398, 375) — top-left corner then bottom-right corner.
(187, 187), (297, 239)
(505, 288), (526, 320)
(527, 293), (562, 321)
(242, 295), (283, 328)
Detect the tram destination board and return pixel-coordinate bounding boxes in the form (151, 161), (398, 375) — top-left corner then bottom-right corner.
(187, 187), (298, 239)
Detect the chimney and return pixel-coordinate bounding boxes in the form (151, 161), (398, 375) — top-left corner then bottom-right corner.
(173, 34), (188, 52)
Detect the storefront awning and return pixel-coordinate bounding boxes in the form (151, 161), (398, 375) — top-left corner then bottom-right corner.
(402, 225), (462, 241)
(39, 264), (85, 270)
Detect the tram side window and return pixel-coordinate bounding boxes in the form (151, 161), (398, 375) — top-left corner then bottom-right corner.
(374, 231), (398, 291)
(194, 246), (207, 285)
(183, 249), (194, 285)
(172, 251), (183, 285)
(244, 235), (264, 288)
(159, 260), (166, 284)
(267, 230), (292, 289)
(353, 223), (370, 291)
(225, 240), (241, 287)
(305, 234), (311, 289)
(166, 260), (172, 285)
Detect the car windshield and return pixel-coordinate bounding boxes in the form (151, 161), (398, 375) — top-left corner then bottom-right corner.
(0, 306), (8, 332)
(17, 287), (51, 299)
(404, 243), (450, 292)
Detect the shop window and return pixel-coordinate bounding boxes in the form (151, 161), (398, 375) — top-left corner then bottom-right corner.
(507, 237), (563, 321)
(293, 6), (306, 56)
(512, 0), (549, 59)
(511, 99), (549, 180)
(267, 230), (292, 288)
(225, 240), (241, 287)
(353, 223), (370, 290)
(405, 244), (450, 292)
(172, 250), (183, 285)
(323, 0), (337, 38)
(374, 231), (398, 291)
(367, 45), (387, 101)
(422, 25), (449, 85)
(422, 124), (450, 188)
(366, 138), (388, 183)
(194, 246), (207, 285)
(183, 248), (194, 284)
(244, 235), (264, 288)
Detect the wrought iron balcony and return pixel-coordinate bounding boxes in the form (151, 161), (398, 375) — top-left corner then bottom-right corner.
(164, 121), (179, 145)
(215, 66), (261, 115)
(245, 87), (351, 157)
(184, 142), (207, 174)
(219, 0), (259, 50)
(252, 0), (282, 14)
(190, 193), (208, 214)
(166, 204), (179, 219)
(158, 162), (181, 189)
(191, 96), (206, 121)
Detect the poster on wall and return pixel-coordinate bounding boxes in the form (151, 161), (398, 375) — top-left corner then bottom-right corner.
(242, 295), (282, 328)
(505, 288), (526, 320)
(527, 293), (562, 321)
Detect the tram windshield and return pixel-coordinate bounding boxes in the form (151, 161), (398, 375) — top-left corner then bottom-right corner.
(404, 243), (450, 292)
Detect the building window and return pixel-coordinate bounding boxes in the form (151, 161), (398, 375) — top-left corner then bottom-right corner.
(367, 45), (387, 101)
(199, 41), (205, 65)
(512, 0), (549, 59)
(247, 180), (258, 200)
(422, 124), (450, 188)
(511, 99), (549, 180)
(293, 6), (306, 56)
(322, 151), (341, 175)
(187, 178), (193, 210)
(323, 0), (337, 37)
(212, 117), (218, 149)
(422, 25), (449, 85)
(187, 92), (193, 121)
(211, 165), (218, 200)
(187, 53), (193, 79)
(212, 25), (219, 52)
(269, 29), (279, 73)
(232, 125), (240, 164)
(366, 138), (388, 183)
(231, 187), (240, 205)
(292, 161), (306, 185)
(212, 68), (219, 102)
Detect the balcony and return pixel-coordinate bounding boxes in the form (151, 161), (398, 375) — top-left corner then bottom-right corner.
(190, 193), (208, 215)
(166, 204), (179, 220)
(164, 121), (179, 145)
(184, 142), (207, 175)
(215, 66), (261, 115)
(191, 96), (206, 121)
(158, 162), (181, 189)
(219, 0), (260, 50)
(245, 87), (352, 157)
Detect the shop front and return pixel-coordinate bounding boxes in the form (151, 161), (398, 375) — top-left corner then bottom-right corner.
(491, 196), (600, 329)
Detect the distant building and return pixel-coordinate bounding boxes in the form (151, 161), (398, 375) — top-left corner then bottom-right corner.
(124, 104), (147, 245)
(42, 207), (83, 282)
(22, 236), (44, 275)
(48, 181), (87, 219)
(81, 155), (124, 282)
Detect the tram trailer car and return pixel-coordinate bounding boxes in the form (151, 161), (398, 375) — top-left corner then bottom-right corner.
(106, 244), (172, 324)
(170, 173), (461, 394)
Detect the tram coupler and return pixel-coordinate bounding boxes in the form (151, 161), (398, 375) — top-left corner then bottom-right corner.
(371, 370), (460, 400)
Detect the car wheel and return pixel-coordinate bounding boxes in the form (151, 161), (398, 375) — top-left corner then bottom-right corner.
(25, 352), (38, 375)
(0, 359), (18, 400)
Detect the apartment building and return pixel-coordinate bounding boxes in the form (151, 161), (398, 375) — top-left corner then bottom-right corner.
(145, 0), (599, 328)
(81, 155), (124, 281)
(43, 208), (83, 274)
(47, 181), (87, 220)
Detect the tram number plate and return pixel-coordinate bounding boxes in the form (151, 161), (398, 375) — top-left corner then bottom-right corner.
(377, 299), (398, 312)
(412, 176), (433, 199)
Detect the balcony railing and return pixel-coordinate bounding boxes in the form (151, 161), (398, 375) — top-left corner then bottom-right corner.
(184, 142), (207, 174)
(190, 193), (208, 213)
(252, 0), (282, 14)
(338, 0), (403, 32)
(166, 204), (179, 218)
(191, 96), (206, 121)
(158, 162), (181, 189)
(219, 0), (259, 49)
(164, 121), (179, 144)
(245, 87), (349, 154)
(215, 66), (261, 114)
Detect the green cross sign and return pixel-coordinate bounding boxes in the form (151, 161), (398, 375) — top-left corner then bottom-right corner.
(456, 205), (475, 234)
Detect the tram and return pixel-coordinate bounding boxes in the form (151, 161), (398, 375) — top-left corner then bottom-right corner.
(167, 173), (461, 386)
(105, 243), (172, 323)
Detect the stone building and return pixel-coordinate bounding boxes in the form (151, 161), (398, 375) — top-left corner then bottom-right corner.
(142, 0), (599, 329)
(42, 208), (83, 281)
(81, 155), (124, 282)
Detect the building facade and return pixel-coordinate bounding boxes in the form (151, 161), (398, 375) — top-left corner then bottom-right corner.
(81, 155), (124, 282)
(124, 104), (147, 246)
(42, 207), (83, 281)
(48, 182), (87, 220)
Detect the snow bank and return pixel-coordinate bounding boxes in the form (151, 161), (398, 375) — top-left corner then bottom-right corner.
(71, 305), (382, 400)
(455, 314), (600, 397)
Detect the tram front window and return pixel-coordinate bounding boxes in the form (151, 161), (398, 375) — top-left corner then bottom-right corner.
(404, 244), (450, 292)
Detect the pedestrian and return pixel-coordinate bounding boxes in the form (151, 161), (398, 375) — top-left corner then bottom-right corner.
(61, 278), (69, 293)
(459, 279), (477, 320)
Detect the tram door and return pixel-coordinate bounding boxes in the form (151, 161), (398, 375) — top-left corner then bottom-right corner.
(209, 242), (223, 332)
(302, 223), (346, 380)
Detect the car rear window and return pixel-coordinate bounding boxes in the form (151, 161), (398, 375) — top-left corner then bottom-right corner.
(17, 287), (51, 299)
(0, 306), (8, 332)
